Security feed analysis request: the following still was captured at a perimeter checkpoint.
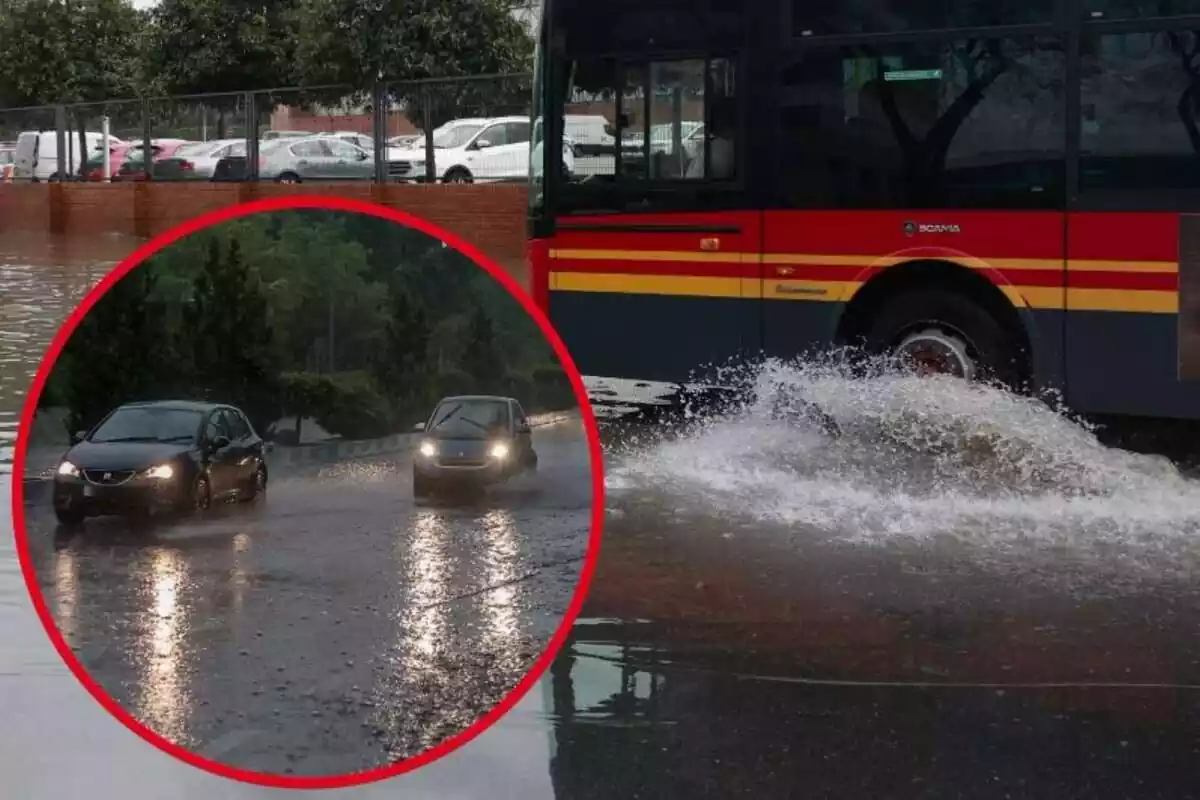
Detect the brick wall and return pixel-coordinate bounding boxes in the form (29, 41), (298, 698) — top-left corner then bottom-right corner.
(0, 182), (531, 289)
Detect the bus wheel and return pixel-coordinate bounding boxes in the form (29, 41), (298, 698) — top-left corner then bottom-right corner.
(863, 290), (1021, 389)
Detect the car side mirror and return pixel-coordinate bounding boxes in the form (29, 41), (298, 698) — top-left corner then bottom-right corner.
(357, 151), (369, 160)
(71, 429), (87, 445)
(210, 435), (231, 452)
(516, 421), (531, 433)
(412, 422), (426, 432)
(474, 139), (491, 149)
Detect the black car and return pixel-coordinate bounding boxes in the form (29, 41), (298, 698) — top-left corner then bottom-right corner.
(52, 400), (269, 526)
(412, 395), (538, 498)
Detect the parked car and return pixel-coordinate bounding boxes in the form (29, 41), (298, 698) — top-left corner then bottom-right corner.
(12, 130), (126, 181)
(111, 141), (190, 181)
(389, 116), (573, 184)
(332, 131), (374, 150)
(258, 135), (375, 182)
(51, 400), (269, 526)
(260, 130), (312, 140)
(153, 138), (247, 180)
(411, 395), (538, 499)
(80, 139), (189, 181)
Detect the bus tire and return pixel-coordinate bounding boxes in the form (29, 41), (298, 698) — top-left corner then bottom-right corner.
(862, 289), (1022, 390)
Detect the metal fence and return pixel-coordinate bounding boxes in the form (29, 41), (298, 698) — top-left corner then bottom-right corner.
(0, 74), (534, 185)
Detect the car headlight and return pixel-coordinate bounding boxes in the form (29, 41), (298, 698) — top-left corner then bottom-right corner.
(144, 464), (174, 480)
(57, 461), (79, 478)
(489, 442), (509, 460)
(419, 440), (437, 458)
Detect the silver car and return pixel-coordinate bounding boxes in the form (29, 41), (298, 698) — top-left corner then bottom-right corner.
(155, 138), (246, 180)
(260, 136), (374, 182)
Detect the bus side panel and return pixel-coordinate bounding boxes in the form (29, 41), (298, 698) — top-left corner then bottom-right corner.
(761, 209), (1068, 394)
(1065, 213), (1200, 420)
(545, 211), (763, 385)
(1184, 215), (1200, 383)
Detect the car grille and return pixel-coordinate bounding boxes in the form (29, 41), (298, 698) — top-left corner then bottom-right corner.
(387, 160), (413, 177)
(83, 469), (137, 486)
(437, 456), (487, 468)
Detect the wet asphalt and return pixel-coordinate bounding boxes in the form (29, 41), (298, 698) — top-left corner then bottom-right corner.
(20, 419), (592, 778)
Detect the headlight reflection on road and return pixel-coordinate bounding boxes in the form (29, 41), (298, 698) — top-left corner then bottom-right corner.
(480, 509), (521, 657)
(230, 532), (251, 613)
(52, 548), (79, 645)
(397, 511), (450, 667)
(136, 548), (192, 746)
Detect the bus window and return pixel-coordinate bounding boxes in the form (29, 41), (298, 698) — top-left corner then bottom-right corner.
(1079, 29), (1200, 211)
(789, 0), (1055, 37)
(775, 35), (1065, 211)
(1083, 0), (1200, 19)
(559, 54), (741, 213)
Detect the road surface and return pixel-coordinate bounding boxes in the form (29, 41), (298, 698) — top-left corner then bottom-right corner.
(20, 420), (592, 778)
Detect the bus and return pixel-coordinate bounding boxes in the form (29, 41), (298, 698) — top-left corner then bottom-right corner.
(526, 0), (1200, 421)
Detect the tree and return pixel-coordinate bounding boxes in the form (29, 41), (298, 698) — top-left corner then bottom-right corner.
(145, 0), (299, 137)
(57, 265), (174, 433)
(373, 281), (434, 421)
(177, 237), (279, 430)
(0, 0), (148, 173)
(459, 305), (505, 392)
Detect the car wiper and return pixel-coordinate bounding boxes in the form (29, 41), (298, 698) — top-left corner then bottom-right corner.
(91, 436), (157, 443)
(158, 435), (195, 442)
(460, 417), (489, 431)
(433, 404), (463, 428)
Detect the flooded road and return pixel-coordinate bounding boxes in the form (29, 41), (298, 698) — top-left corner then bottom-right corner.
(577, 361), (1200, 797)
(21, 424), (590, 777)
(0, 236), (559, 796)
(6, 235), (1200, 797)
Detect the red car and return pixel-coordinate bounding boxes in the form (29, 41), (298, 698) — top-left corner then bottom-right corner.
(82, 140), (189, 181)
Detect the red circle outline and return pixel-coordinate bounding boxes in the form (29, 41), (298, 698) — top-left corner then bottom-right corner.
(9, 194), (606, 789)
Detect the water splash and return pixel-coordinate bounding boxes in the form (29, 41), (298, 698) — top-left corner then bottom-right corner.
(607, 356), (1200, 577)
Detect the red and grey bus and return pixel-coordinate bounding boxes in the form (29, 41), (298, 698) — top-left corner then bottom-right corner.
(527, 0), (1200, 421)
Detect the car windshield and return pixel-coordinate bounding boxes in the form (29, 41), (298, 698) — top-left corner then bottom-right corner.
(433, 124), (483, 149)
(428, 399), (508, 438)
(90, 407), (204, 443)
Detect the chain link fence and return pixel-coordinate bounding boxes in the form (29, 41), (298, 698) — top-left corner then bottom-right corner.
(0, 74), (534, 185)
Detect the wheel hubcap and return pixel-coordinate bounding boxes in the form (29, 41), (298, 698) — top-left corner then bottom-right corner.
(895, 328), (976, 381)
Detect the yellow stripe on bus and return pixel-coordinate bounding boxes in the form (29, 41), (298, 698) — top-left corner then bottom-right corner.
(550, 272), (1179, 314)
(552, 272), (745, 298)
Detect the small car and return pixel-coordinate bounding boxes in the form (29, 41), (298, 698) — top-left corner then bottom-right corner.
(412, 395), (538, 498)
(51, 400), (269, 527)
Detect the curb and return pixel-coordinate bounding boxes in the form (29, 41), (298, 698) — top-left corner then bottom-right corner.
(18, 409), (577, 506)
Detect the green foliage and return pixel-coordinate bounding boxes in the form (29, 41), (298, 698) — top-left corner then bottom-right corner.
(280, 370), (392, 440)
(290, 0), (534, 129)
(0, 0), (148, 108)
(45, 210), (572, 444)
(175, 237), (279, 431)
(146, 0), (298, 99)
(531, 364), (575, 412)
(460, 304), (506, 393)
(56, 265), (174, 434)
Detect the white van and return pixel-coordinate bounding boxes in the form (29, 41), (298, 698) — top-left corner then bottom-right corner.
(12, 131), (125, 181)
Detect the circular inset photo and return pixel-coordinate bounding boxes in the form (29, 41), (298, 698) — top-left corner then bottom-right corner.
(11, 196), (603, 788)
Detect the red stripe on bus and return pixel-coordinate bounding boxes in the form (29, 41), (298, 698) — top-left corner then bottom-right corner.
(1067, 270), (1180, 291)
(549, 259), (753, 278)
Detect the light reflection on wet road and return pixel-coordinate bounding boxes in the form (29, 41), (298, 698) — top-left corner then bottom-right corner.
(0, 236), (561, 796)
(7, 232), (1200, 798)
(21, 425), (591, 777)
